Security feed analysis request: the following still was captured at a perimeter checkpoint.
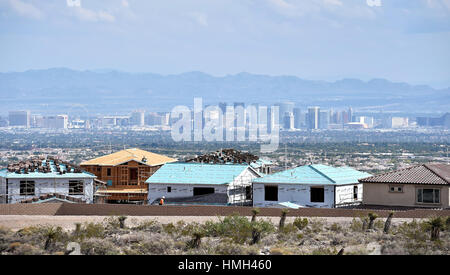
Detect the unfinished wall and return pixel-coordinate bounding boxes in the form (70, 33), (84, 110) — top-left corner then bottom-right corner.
(5, 178), (94, 204)
(148, 183), (228, 204)
(253, 183), (335, 208)
(0, 177), (5, 204)
(335, 184), (363, 206)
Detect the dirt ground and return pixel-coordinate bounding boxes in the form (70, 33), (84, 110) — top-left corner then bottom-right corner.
(0, 215), (418, 231)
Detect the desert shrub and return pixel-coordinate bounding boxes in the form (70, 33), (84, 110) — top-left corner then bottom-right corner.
(186, 228), (206, 249)
(135, 234), (175, 255)
(424, 216), (445, 241)
(0, 227), (13, 253)
(396, 219), (429, 254)
(73, 222), (105, 241)
(116, 233), (146, 246)
(7, 242), (43, 255)
(293, 218), (308, 231)
(307, 218), (325, 234)
(15, 225), (68, 250)
(162, 223), (178, 235)
(214, 240), (246, 255)
(311, 247), (338, 255)
(279, 223), (299, 235)
(270, 247), (293, 255)
(350, 218), (363, 232)
(134, 220), (162, 233)
(445, 217), (450, 231)
(80, 238), (120, 255)
(329, 223), (343, 232)
(202, 214), (275, 244)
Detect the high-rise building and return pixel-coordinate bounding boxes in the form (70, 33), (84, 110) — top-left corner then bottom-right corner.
(131, 110), (145, 126)
(319, 110), (330, 129)
(307, 107), (320, 130)
(43, 115), (68, 129)
(293, 108), (302, 129)
(283, 112), (294, 130)
(8, 111), (30, 128)
(348, 107), (353, 123)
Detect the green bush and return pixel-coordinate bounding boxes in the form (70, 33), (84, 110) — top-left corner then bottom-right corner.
(293, 218), (308, 230)
(202, 214), (275, 244)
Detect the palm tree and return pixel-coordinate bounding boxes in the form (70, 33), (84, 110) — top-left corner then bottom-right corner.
(368, 212), (378, 230)
(383, 212), (394, 234)
(427, 217), (445, 241)
(279, 209), (289, 230)
(251, 208), (260, 223)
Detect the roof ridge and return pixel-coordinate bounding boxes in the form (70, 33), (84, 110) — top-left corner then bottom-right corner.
(309, 165), (336, 184)
(360, 164), (422, 182)
(424, 163), (450, 184)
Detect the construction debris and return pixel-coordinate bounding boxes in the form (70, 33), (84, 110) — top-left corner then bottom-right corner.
(186, 149), (259, 165)
(6, 156), (83, 175)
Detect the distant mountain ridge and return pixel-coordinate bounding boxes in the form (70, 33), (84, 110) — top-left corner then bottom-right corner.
(0, 68), (448, 114)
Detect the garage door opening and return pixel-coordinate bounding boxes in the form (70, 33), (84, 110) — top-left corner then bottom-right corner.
(193, 187), (215, 196)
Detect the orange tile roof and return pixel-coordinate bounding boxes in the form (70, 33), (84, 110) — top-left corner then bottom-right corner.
(80, 148), (177, 167)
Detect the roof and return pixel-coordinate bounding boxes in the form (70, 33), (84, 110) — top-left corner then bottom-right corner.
(253, 164), (371, 185)
(146, 162), (254, 185)
(80, 148), (177, 167)
(359, 163), (450, 185)
(0, 160), (95, 179)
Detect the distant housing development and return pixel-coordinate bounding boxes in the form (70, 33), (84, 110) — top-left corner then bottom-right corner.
(360, 163), (450, 209)
(80, 148), (177, 203)
(252, 164), (371, 208)
(0, 157), (96, 204)
(146, 162), (261, 206)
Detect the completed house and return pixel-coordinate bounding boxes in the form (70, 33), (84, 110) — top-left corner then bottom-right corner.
(0, 157), (96, 204)
(252, 164), (371, 208)
(360, 163), (450, 209)
(146, 163), (261, 205)
(80, 148), (177, 203)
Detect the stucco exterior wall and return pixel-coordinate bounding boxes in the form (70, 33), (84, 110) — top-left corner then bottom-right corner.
(363, 183), (450, 208)
(252, 183), (335, 208)
(3, 178), (94, 204)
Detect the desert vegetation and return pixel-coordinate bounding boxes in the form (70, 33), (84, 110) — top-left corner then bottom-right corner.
(0, 213), (449, 255)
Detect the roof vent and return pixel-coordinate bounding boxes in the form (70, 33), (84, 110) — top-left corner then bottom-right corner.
(142, 157), (147, 163)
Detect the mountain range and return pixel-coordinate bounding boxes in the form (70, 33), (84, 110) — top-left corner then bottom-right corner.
(0, 68), (448, 115)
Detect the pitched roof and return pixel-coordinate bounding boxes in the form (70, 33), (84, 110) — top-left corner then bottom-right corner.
(80, 148), (177, 167)
(253, 164), (371, 185)
(359, 163), (450, 185)
(146, 163), (254, 185)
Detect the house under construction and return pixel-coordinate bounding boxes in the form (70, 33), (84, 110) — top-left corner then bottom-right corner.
(0, 157), (96, 204)
(80, 148), (177, 204)
(146, 162), (261, 206)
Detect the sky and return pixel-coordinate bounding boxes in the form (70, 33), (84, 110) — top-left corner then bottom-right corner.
(0, 0), (449, 88)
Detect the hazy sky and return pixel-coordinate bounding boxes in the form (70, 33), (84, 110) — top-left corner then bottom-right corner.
(0, 0), (449, 87)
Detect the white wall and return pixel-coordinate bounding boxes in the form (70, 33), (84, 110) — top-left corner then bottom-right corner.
(148, 183), (228, 204)
(227, 168), (259, 204)
(335, 184), (363, 206)
(253, 183), (335, 208)
(0, 177), (5, 204)
(148, 167), (259, 205)
(3, 177), (94, 204)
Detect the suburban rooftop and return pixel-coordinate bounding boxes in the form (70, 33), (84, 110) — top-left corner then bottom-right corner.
(253, 164), (371, 185)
